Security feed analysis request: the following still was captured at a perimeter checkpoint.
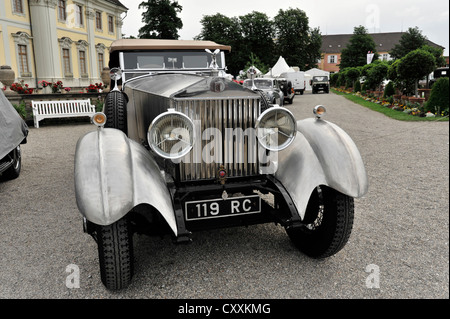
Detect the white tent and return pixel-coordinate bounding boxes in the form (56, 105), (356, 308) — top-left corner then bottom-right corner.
(265, 56), (295, 78)
(304, 68), (330, 91)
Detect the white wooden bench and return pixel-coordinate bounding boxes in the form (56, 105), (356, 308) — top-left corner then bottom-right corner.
(31, 99), (96, 128)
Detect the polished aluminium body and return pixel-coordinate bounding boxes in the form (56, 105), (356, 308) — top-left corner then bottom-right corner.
(74, 39), (368, 290)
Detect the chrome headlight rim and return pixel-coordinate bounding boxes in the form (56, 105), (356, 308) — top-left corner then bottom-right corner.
(148, 109), (195, 160)
(255, 106), (297, 152)
(313, 105), (327, 118)
(110, 67), (122, 81)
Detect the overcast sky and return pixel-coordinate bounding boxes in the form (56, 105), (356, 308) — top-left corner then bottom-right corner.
(120, 0), (450, 56)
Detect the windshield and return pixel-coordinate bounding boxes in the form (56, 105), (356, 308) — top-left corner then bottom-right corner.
(243, 79), (274, 89)
(123, 51), (223, 70)
(313, 76), (328, 82)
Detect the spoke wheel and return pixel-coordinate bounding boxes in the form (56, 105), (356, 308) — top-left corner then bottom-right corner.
(286, 186), (354, 259)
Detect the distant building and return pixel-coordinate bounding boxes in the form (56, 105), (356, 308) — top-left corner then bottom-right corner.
(318, 32), (445, 73)
(0, 0), (127, 89)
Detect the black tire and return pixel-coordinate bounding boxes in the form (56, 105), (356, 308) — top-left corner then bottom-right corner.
(97, 217), (134, 290)
(104, 91), (127, 134)
(1, 146), (21, 180)
(300, 90), (304, 95)
(286, 186), (354, 259)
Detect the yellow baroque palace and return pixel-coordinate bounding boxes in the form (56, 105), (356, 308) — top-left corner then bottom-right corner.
(0, 0), (127, 89)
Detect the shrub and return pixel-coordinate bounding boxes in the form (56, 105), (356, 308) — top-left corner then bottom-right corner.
(354, 80), (361, 92)
(13, 101), (27, 119)
(425, 77), (449, 115)
(330, 73), (339, 87)
(384, 81), (395, 97)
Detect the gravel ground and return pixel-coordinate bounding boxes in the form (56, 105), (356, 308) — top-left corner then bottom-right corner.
(0, 91), (448, 300)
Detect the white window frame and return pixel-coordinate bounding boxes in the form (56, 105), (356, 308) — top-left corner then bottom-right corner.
(12, 31), (33, 78)
(76, 40), (89, 78)
(11, 0), (25, 16)
(108, 15), (114, 34)
(59, 37), (74, 78)
(75, 4), (84, 27)
(58, 0), (67, 22)
(95, 11), (103, 31)
(328, 55), (337, 64)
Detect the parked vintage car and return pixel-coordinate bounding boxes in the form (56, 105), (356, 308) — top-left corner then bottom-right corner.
(0, 90), (28, 180)
(243, 77), (284, 106)
(311, 75), (330, 94)
(74, 39), (368, 290)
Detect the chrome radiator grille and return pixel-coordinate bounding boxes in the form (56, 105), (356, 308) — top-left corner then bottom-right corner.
(175, 97), (261, 181)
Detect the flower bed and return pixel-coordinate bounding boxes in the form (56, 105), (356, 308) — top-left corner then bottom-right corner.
(333, 87), (448, 118)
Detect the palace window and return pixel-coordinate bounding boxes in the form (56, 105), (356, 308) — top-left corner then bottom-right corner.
(58, 0), (67, 21)
(79, 51), (87, 76)
(95, 11), (102, 30)
(12, 32), (33, 77)
(76, 4), (83, 26)
(98, 53), (104, 76)
(108, 15), (114, 33)
(62, 49), (71, 75)
(12, 0), (24, 14)
(18, 44), (29, 74)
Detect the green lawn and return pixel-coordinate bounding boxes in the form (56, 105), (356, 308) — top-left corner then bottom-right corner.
(332, 89), (449, 122)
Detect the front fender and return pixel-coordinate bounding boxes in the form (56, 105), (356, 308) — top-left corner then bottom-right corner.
(275, 118), (368, 219)
(74, 128), (177, 236)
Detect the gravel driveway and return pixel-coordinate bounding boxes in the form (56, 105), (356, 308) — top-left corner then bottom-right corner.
(0, 91), (448, 299)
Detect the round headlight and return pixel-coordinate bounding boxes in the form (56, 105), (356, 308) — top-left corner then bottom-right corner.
(110, 67), (122, 81)
(256, 107), (297, 151)
(148, 110), (195, 159)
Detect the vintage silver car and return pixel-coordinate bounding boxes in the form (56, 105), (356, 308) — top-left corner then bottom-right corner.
(74, 39), (368, 290)
(0, 90), (28, 180)
(243, 77), (284, 106)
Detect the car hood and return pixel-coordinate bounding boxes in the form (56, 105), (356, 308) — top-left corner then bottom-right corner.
(0, 90), (28, 159)
(124, 73), (258, 100)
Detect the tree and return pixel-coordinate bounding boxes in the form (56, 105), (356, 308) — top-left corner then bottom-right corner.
(195, 13), (244, 76)
(339, 26), (379, 69)
(366, 61), (389, 91)
(425, 77), (449, 114)
(384, 81), (395, 98)
(239, 12), (276, 68)
(344, 67), (361, 88)
(273, 8), (322, 70)
(242, 53), (269, 78)
(397, 49), (436, 97)
(138, 0), (183, 39)
(390, 27), (427, 60)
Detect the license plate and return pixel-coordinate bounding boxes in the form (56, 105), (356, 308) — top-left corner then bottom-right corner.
(185, 195), (261, 221)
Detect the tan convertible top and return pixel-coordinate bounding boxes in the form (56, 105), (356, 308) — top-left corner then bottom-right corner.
(110, 39), (231, 53)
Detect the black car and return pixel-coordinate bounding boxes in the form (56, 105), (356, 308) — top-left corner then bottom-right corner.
(311, 76), (330, 94)
(0, 90), (28, 180)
